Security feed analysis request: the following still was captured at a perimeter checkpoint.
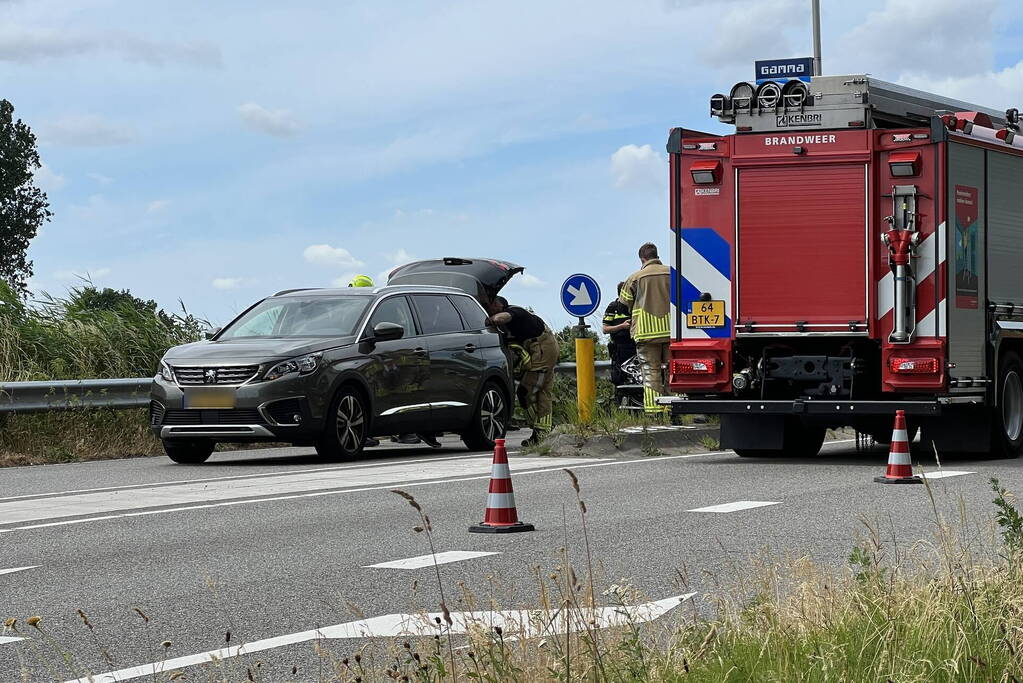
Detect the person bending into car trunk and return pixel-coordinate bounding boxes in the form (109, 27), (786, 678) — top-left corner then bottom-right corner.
(487, 296), (557, 447)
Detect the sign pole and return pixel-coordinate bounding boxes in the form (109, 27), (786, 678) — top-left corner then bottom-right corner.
(560, 273), (601, 424)
(575, 316), (596, 422)
(811, 0), (822, 76)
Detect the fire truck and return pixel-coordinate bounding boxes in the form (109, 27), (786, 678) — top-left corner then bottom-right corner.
(660, 72), (1023, 458)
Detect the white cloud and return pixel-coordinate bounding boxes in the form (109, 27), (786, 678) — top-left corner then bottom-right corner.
(87, 172), (113, 185)
(146, 199), (171, 214)
(836, 0), (997, 79)
(41, 115), (136, 147)
(384, 247), (416, 265)
(55, 267), (111, 281)
(237, 102), (301, 138)
(33, 162), (65, 192)
(303, 244), (364, 269)
(0, 26), (221, 66)
(610, 144), (665, 192)
(515, 273), (546, 289)
(698, 0), (802, 67)
(212, 277), (243, 290)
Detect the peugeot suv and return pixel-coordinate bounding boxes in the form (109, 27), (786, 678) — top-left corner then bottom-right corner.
(151, 258), (522, 464)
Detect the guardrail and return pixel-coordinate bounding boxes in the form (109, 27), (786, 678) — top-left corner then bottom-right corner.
(0, 362), (612, 415)
(0, 378), (152, 414)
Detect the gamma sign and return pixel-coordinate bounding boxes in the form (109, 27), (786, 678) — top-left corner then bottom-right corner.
(686, 300), (725, 329)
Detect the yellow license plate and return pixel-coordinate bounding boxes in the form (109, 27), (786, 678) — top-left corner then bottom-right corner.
(182, 387), (237, 409)
(686, 300), (726, 329)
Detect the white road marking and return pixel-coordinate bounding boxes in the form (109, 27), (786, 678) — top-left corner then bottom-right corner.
(687, 500), (780, 513)
(0, 566), (37, 576)
(365, 550), (499, 569)
(920, 470), (976, 480)
(0, 636), (24, 645)
(65, 593), (696, 683)
(2, 438), (862, 533)
(0, 455), (595, 528)
(0, 452), (496, 503)
(1, 457), (601, 532)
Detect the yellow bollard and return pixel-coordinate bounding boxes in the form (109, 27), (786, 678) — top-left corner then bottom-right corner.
(575, 335), (596, 422)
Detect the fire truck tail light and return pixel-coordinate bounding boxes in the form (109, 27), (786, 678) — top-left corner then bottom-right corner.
(672, 359), (716, 375)
(889, 357), (940, 374)
(889, 151), (921, 177)
(690, 159), (721, 185)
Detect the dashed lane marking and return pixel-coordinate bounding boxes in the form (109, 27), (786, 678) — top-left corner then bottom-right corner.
(0, 566), (37, 576)
(687, 500), (780, 513)
(365, 551), (499, 569)
(0, 636), (24, 645)
(920, 470), (976, 480)
(64, 593), (697, 683)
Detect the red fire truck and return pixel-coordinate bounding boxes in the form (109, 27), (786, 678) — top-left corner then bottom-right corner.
(661, 73), (1023, 458)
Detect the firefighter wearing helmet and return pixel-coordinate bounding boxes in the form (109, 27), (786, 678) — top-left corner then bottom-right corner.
(348, 274), (374, 287)
(620, 242), (671, 415)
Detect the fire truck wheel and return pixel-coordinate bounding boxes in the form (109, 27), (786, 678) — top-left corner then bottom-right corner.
(993, 351), (1023, 458)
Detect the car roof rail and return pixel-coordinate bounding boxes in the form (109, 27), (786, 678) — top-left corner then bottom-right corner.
(272, 287), (321, 296)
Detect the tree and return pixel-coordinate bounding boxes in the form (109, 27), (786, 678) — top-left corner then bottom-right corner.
(0, 99), (51, 296)
(555, 324), (609, 363)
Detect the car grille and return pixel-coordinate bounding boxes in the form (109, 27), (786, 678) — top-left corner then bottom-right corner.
(160, 409), (265, 426)
(149, 401), (166, 426)
(263, 398), (304, 425)
(172, 366), (259, 385)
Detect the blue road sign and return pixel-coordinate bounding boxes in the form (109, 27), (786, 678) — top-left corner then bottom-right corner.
(560, 273), (601, 318)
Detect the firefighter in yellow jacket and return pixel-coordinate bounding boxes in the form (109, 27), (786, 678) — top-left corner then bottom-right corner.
(620, 242), (671, 414)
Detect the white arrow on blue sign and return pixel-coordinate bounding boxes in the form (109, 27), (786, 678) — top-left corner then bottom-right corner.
(560, 273), (601, 318)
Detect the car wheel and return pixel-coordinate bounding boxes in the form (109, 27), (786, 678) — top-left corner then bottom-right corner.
(316, 386), (367, 460)
(993, 352), (1023, 458)
(462, 382), (509, 451)
(163, 440), (214, 464)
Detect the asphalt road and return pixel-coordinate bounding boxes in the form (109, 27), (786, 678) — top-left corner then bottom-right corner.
(1, 431), (1020, 681)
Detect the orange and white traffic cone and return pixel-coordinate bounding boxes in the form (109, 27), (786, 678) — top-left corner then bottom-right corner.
(874, 409), (922, 484)
(469, 438), (535, 533)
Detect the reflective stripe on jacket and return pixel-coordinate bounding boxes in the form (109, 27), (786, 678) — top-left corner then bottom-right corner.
(619, 259), (671, 342)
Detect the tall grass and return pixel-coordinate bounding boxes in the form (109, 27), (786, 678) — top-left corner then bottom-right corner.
(0, 281), (203, 464)
(0, 280), (202, 382)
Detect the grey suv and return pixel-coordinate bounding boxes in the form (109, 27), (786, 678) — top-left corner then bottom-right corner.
(150, 258), (522, 463)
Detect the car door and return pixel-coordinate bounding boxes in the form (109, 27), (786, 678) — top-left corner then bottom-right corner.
(411, 294), (483, 430)
(362, 295), (431, 433)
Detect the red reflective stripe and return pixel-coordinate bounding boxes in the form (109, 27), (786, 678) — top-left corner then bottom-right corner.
(889, 440), (909, 454)
(484, 508), (520, 525)
(489, 478), (514, 494)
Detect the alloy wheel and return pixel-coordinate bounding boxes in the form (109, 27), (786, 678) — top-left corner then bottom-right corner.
(336, 395), (365, 452)
(480, 388), (505, 442)
(1004, 370), (1023, 442)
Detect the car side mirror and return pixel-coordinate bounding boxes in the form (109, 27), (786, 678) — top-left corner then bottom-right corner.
(204, 326), (222, 340)
(372, 322), (404, 342)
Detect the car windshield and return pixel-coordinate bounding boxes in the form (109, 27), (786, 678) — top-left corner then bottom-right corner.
(218, 296), (369, 339)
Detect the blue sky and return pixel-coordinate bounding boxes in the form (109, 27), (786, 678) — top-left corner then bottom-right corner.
(7, 0), (1022, 330)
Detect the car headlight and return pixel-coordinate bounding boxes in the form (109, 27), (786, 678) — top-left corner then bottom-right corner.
(265, 353), (321, 381)
(159, 360), (175, 383)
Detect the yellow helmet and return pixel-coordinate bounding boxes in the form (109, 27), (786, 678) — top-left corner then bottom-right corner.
(348, 274), (374, 287)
